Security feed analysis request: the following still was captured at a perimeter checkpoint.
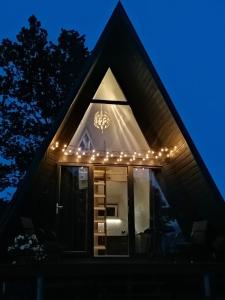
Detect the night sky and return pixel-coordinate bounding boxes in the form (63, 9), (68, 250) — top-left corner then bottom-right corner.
(0, 0), (225, 199)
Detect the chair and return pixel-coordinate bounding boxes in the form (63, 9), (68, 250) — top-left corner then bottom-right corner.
(177, 220), (210, 260)
(20, 217), (35, 234)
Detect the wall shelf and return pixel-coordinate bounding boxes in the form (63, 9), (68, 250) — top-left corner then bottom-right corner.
(93, 167), (107, 256)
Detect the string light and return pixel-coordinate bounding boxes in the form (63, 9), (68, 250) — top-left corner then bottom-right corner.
(50, 142), (178, 165)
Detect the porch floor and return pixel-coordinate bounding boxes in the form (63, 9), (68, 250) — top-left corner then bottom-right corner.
(1, 257), (225, 299)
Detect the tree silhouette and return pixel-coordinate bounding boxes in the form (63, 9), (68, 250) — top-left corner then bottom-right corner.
(0, 15), (89, 201)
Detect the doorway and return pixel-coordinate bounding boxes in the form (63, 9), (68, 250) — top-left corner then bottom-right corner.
(93, 166), (129, 256)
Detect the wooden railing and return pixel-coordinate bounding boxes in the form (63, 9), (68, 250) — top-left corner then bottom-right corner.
(0, 259), (225, 299)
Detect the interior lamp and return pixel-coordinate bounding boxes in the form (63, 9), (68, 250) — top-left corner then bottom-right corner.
(94, 105), (110, 133)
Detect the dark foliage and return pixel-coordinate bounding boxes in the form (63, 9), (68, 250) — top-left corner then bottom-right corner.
(0, 15), (89, 201)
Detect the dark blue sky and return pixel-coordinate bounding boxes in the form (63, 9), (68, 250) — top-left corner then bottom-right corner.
(0, 0), (225, 199)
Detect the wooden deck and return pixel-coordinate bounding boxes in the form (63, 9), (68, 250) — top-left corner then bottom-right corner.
(1, 258), (225, 299)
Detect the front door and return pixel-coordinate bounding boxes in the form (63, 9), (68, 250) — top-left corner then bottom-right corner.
(56, 165), (90, 254)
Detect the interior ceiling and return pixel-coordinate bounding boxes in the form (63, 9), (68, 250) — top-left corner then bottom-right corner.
(67, 103), (150, 153)
(93, 68), (127, 101)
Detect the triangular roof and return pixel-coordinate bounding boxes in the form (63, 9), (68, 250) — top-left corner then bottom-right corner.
(1, 2), (225, 244)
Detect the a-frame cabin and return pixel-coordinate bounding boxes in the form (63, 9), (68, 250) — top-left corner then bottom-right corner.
(1, 2), (225, 261)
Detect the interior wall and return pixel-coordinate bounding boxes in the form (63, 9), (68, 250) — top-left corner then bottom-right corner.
(106, 181), (128, 236)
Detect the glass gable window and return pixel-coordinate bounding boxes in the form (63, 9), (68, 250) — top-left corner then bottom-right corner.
(93, 68), (127, 102)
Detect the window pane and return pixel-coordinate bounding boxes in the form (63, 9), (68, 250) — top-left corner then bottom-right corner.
(133, 168), (151, 254)
(59, 166), (88, 251)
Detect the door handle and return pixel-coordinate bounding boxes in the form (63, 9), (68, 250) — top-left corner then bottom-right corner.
(56, 203), (63, 214)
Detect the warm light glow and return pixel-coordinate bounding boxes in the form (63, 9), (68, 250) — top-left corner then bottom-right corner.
(93, 68), (127, 101)
(94, 105), (110, 133)
(51, 138), (179, 166)
(106, 219), (122, 224)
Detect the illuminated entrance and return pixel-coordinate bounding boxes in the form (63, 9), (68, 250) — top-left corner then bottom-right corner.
(54, 69), (178, 256)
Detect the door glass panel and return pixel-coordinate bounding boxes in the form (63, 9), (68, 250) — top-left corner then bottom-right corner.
(93, 166), (129, 256)
(133, 168), (151, 254)
(58, 166), (88, 251)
